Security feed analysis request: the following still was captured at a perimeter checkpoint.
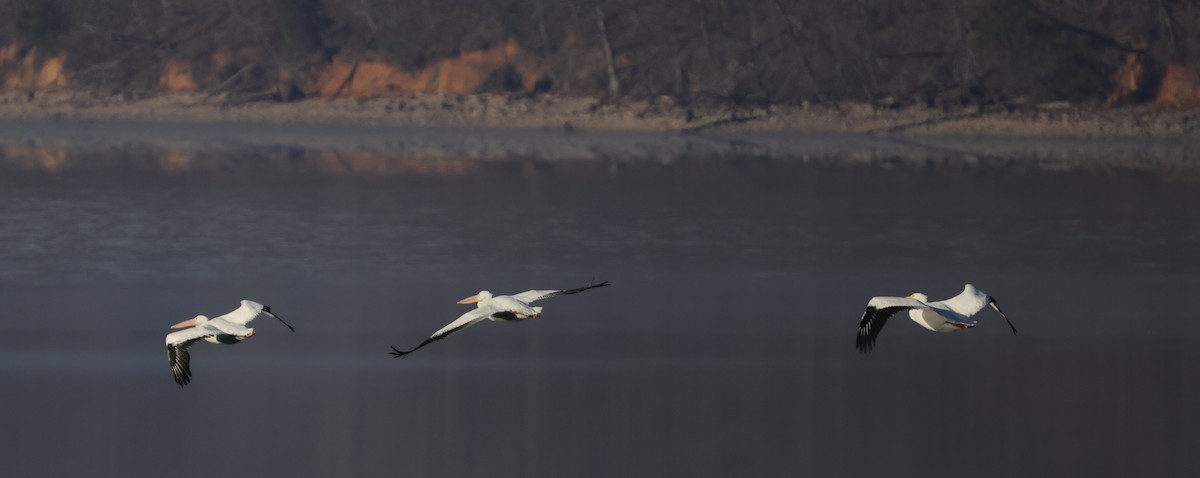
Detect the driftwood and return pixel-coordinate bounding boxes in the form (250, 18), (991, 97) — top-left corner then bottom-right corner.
(329, 61), (360, 99)
(219, 87), (279, 108)
(680, 111), (767, 134)
(207, 60), (262, 99)
(865, 110), (986, 135)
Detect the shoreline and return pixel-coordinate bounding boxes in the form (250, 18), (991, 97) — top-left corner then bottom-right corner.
(3, 91), (1200, 138)
(2, 115), (1199, 183)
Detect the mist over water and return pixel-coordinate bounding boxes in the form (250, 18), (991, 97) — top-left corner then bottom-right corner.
(0, 123), (1197, 477)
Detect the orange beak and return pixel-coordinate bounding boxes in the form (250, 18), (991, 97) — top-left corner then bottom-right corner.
(170, 317), (202, 329)
(457, 294), (481, 305)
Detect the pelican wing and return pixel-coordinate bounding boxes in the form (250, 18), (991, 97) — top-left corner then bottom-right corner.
(389, 307), (495, 358)
(205, 318), (252, 337)
(165, 323), (221, 346)
(933, 284), (989, 317)
(856, 297), (929, 353)
(167, 339), (201, 387)
(988, 298), (1019, 335)
(933, 284), (1018, 335)
(165, 325), (220, 388)
(510, 280), (611, 304)
(214, 302), (260, 325)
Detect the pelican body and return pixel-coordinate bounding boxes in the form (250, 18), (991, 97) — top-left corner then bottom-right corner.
(458, 291), (543, 322)
(390, 281), (611, 357)
(856, 284), (1016, 353)
(165, 300), (294, 387)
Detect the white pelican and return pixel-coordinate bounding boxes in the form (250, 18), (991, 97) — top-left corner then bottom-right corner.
(389, 281), (611, 357)
(165, 300), (294, 387)
(856, 284), (1016, 353)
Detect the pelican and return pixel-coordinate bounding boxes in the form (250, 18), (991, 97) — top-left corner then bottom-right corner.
(856, 284), (1016, 353)
(165, 300), (295, 387)
(390, 281), (611, 358)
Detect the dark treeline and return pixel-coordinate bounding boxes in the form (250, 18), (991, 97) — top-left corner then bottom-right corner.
(2, 0), (1198, 108)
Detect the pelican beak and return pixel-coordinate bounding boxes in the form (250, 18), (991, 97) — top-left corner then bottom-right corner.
(457, 294), (481, 305)
(262, 307), (296, 332)
(170, 317), (201, 329)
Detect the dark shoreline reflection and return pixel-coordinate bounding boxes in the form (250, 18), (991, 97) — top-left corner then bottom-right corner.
(1, 120), (1200, 180)
(0, 122), (1197, 477)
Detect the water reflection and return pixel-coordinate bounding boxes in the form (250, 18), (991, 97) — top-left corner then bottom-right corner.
(0, 121), (1199, 180)
(2, 142), (69, 172)
(0, 123), (1197, 477)
(0, 141), (483, 176)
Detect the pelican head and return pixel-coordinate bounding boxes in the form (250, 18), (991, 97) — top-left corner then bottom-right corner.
(907, 293), (929, 302)
(170, 315), (208, 329)
(458, 290), (494, 306)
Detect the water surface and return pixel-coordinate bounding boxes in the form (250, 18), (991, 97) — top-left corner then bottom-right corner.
(0, 122), (1197, 477)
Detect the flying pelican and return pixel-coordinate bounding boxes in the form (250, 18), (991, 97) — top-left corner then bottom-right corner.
(856, 284), (1016, 353)
(390, 281), (611, 358)
(165, 300), (295, 387)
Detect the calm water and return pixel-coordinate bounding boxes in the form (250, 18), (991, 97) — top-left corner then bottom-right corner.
(0, 123), (1198, 477)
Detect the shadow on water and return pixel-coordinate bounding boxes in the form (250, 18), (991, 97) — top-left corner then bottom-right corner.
(0, 122), (1197, 477)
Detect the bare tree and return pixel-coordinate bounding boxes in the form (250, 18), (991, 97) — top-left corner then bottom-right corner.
(595, 4), (619, 98)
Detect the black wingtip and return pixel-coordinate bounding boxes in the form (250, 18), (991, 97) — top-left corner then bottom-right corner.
(855, 304), (904, 354)
(278, 318), (296, 333)
(989, 298), (1018, 336)
(855, 335), (874, 354)
(173, 370), (191, 387)
(555, 280), (612, 297)
(390, 337), (439, 359)
(168, 343), (192, 387)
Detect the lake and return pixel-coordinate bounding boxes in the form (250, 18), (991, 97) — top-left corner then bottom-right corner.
(0, 121), (1197, 477)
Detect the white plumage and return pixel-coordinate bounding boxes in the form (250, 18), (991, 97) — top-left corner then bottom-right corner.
(390, 281), (610, 358)
(856, 284), (1016, 352)
(164, 300), (294, 387)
